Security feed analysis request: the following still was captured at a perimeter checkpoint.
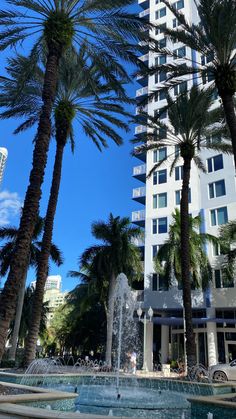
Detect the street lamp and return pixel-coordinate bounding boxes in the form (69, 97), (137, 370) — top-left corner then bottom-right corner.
(137, 305), (153, 371)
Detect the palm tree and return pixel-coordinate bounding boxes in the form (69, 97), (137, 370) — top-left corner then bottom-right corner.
(0, 216), (62, 361)
(218, 220), (236, 284)
(154, 209), (217, 291)
(0, 0), (150, 360)
(9, 286), (49, 350)
(70, 213), (143, 366)
(134, 85), (231, 367)
(0, 51), (132, 365)
(147, 0), (236, 165)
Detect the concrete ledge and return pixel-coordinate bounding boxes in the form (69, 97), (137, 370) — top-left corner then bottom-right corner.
(0, 403), (135, 419)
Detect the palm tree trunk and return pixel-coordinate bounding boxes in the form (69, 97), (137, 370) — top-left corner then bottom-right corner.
(8, 274), (26, 362)
(0, 49), (61, 362)
(105, 273), (117, 367)
(220, 92), (236, 168)
(23, 140), (66, 366)
(181, 157), (196, 369)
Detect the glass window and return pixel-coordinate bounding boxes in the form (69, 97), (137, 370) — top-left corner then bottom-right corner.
(158, 169), (167, 184)
(159, 37), (167, 48)
(174, 46), (186, 59)
(175, 166), (183, 180)
(159, 274), (168, 291)
(215, 270), (221, 288)
(158, 192), (167, 208)
(153, 219), (157, 234)
(153, 194), (157, 209)
(159, 70), (167, 82)
(175, 190), (181, 205)
(174, 81), (187, 96)
(209, 180), (226, 198)
(158, 147), (167, 161)
(159, 90), (166, 100)
(211, 207), (228, 226)
(173, 0), (184, 9)
(160, 55), (166, 65)
(153, 171), (157, 185)
(160, 7), (166, 17)
(158, 217), (167, 233)
(152, 273), (158, 291)
(207, 154), (223, 172)
(153, 150), (158, 163)
(175, 145), (180, 156)
(213, 243), (221, 256)
(152, 245), (158, 259)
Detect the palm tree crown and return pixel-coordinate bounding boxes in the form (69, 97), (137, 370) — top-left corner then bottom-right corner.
(0, 0), (150, 85)
(154, 209), (217, 291)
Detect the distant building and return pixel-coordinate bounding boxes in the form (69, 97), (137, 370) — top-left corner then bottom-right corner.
(0, 148), (8, 185)
(31, 275), (67, 324)
(31, 275), (62, 292)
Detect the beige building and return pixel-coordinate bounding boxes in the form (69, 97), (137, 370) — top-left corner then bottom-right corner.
(44, 287), (68, 324)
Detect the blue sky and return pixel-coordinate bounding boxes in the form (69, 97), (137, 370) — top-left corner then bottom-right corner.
(0, 1), (142, 292)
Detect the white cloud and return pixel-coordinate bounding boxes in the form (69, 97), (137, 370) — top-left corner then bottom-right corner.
(0, 190), (22, 226)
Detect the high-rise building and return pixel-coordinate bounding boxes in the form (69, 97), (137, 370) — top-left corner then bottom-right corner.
(0, 148), (8, 186)
(31, 275), (62, 291)
(133, 0), (236, 369)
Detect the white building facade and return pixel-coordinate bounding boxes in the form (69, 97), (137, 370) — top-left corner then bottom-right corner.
(133, 0), (236, 369)
(0, 148), (8, 186)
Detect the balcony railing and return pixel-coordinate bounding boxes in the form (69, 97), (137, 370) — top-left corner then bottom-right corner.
(135, 125), (147, 136)
(139, 8), (150, 19)
(133, 186), (146, 199)
(132, 210), (145, 223)
(136, 86), (148, 98)
(133, 164), (146, 177)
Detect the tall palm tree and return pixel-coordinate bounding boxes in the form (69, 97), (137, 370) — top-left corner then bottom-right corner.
(9, 286), (49, 350)
(0, 51), (132, 365)
(147, 0), (236, 165)
(0, 216), (62, 361)
(134, 85), (232, 367)
(218, 220), (236, 283)
(0, 0), (150, 360)
(71, 213), (143, 366)
(154, 209), (217, 291)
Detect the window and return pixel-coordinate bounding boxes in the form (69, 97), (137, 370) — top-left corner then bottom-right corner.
(152, 273), (158, 291)
(207, 155), (223, 172)
(213, 243), (221, 256)
(155, 24), (166, 36)
(153, 147), (167, 162)
(156, 7), (166, 19)
(159, 37), (167, 48)
(159, 127), (167, 139)
(173, 46), (186, 59)
(153, 194), (157, 209)
(175, 145), (180, 157)
(175, 166), (183, 181)
(210, 207), (228, 226)
(159, 274), (168, 291)
(175, 189), (191, 205)
(158, 192), (167, 208)
(155, 90), (167, 102)
(174, 81), (187, 96)
(209, 180), (226, 198)
(173, 0), (184, 10)
(153, 219), (157, 234)
(173, 18), (180, 28)
(155, 70), (167, 84)
(155, 55), (167, 66)
(155, 108), (167, 120)
(215, 269), (234, 289)
(153, 169), (167, 184)
(158, 217), (167, 233)
(152, 245), (158, 259)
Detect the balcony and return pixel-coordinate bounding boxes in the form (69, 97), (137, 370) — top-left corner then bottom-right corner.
(138, 0), (149, 10)
(135, 125), (147, 138)
(133, 164), (146, 183)
(136, 86), (148, 100)
(139, 8), (150, 20)
(139, 53), (149, 65)
(136, 73), (148, 87)
(133, 146), (146, 162)
(132, 210), (145, 227)
(132, 186), (146, 204)
(135, 105), (148, 116)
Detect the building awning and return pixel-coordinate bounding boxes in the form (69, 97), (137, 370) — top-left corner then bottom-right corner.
(152, 317), (236, 326)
